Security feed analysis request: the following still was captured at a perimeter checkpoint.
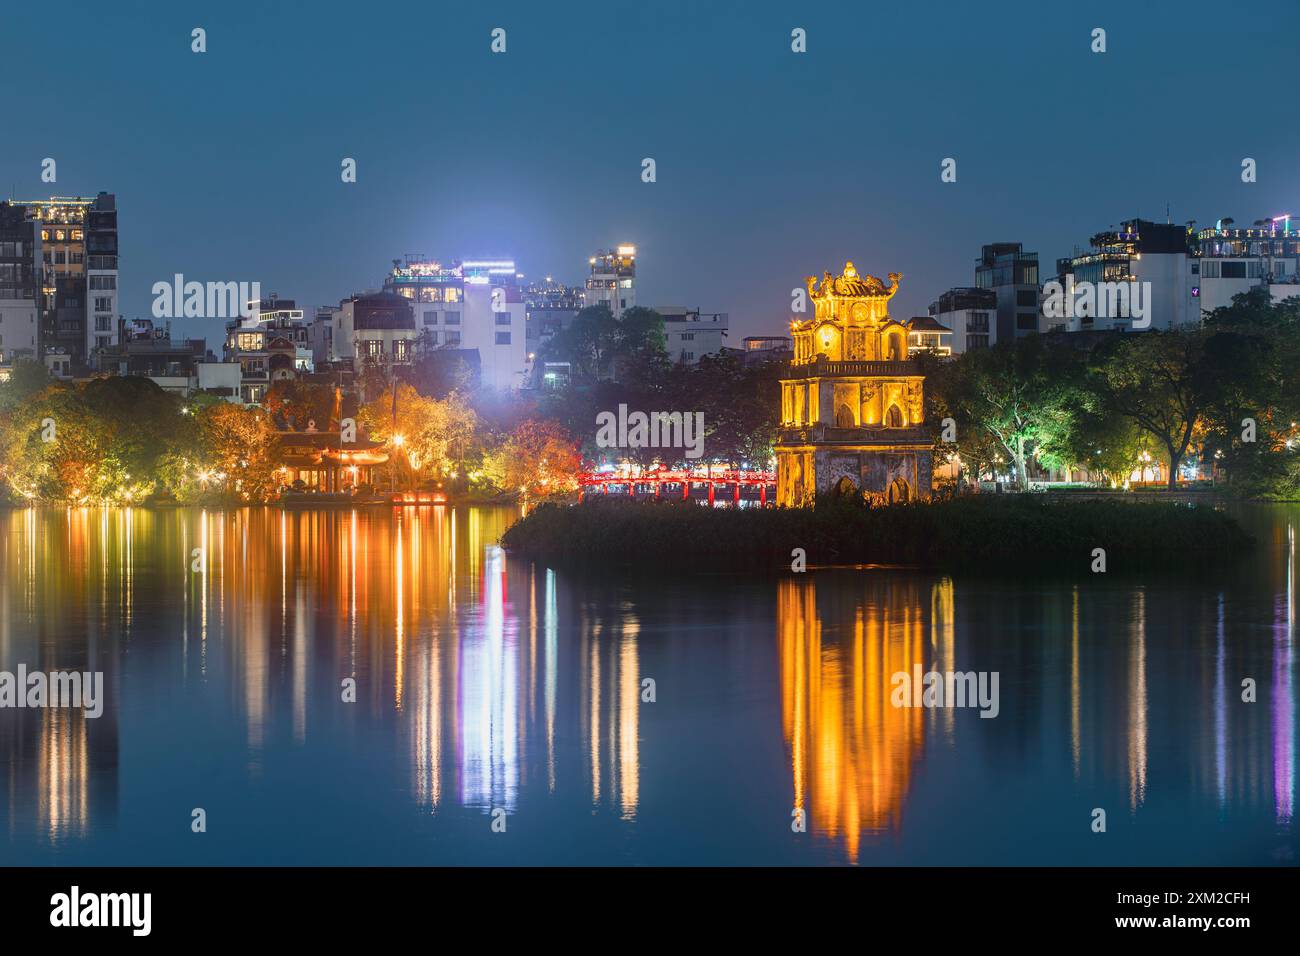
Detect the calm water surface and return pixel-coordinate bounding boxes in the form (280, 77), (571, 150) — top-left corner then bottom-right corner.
(0, 503), (1295, 865)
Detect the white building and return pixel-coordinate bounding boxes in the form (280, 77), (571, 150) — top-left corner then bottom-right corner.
(653, 306), (729, 363)
(586, 245), (636, 316)
(331, 291), (419, 369)
(0, 300), (38, 372)
(1050, 220), (1196, 332)
(196, 362), (243, 402)
(383, 257), (527, 390)
(928, 288), (996, 353)
(1193, 216), (1300, 316)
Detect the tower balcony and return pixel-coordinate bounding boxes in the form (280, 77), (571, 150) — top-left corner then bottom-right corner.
(777, 423), (931, 445)
(784, 356), (918, 378)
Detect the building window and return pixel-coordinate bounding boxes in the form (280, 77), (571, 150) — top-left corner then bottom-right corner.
(444, 288), (461, 304)
(427, 330), (439, 345)
(95, 316), (111, 331)
(1016, 289), (1037, 307)
(494, 311), (511, 325)
(444, 330), (461, 346)
(95, 297), (112, 312)
(364, 340), (383, 358)
(423, 310), (438, 326)
(967, 335), (989, 349)
(1221, 261), (1246, 279)
(495, 331), (511, 345)
(54, 251), (66, 265)
(89, 276), (116, 290)
(394, 340), (410, 361)
(681, 332), (694, 341)
(966, 312), (989, 333)
(1016, 312), (1037, 330)
(682, 351), (694, 361)
(444, 311), (460, 325)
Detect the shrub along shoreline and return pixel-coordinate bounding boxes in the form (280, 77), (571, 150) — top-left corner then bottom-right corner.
(500, 496), (1253, 572)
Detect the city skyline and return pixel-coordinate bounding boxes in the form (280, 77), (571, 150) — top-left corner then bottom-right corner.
(2, 0), (1295, 345)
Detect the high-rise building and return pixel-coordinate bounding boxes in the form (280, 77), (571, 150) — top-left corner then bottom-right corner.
(586, 245), (636, 315)
(975, 242), (1041, 339)
(1051, 219), (1195, 332)
(928, 287), (996, 353)
(4, 193), (119, 371)
(523, 277), (585, 359)
(382, 256), (527, 390)
(1191, 215), (1300, 315)
(0, 203), (39, 379)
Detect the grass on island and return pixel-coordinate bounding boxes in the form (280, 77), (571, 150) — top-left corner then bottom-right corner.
(500, 495), (1253, 572)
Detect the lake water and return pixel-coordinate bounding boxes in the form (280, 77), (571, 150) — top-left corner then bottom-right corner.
(0, 503), (1295, 865)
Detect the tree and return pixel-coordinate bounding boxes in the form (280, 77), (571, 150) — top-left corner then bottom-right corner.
(930, 336), (1075, 489)
(358, 383), (478, 488)
(1096, 329), (1207, 490)
(0, 376), (183, 503)
(543, 305), (620, 383)
(483, 419), (580, 499)
(198, 403), (282, 501)
(611, 307), (670, 388)
(0, 359), (50, 412)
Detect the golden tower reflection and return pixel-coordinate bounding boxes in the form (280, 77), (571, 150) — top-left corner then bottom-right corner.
(779, 576), (938, 861)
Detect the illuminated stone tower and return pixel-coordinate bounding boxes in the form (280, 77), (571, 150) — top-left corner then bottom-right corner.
(776, 262), (932, 506)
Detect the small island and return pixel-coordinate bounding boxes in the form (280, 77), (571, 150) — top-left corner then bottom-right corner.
(501, 495), (1252, 573)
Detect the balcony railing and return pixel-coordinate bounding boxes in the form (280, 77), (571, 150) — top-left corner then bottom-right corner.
(785, 357), (918, 378)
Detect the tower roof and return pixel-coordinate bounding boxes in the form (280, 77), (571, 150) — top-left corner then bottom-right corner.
(806, 262), (902, 300)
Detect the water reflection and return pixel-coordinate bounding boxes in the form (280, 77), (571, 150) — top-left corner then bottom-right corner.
(778, 577), (935, 861)
(0, 504), (1296, 863)
(773, 513), (1298, 861)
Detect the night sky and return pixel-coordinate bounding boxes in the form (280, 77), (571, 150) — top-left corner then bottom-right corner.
(3, 0), (1295, 343)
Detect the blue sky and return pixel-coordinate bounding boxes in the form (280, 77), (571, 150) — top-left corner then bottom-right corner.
(3, 0), (1296, 342)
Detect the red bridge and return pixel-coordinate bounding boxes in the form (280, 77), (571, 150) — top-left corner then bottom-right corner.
(577, 466), (777, 505)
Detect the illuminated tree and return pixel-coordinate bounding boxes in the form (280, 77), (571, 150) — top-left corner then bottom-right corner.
(483, 419), (580, 499)
(197, 402), (282, 501)
(1095, 330), (1207, 490)
(359, 383), (478, 487)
